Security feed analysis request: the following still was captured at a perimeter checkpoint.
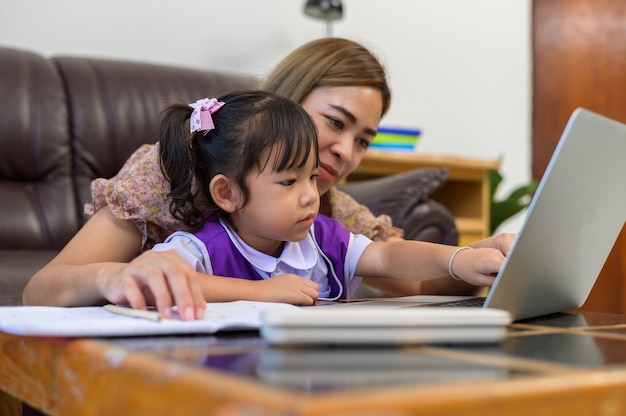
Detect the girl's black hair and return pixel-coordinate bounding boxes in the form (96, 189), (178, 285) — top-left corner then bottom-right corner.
(158, 90), (319, 230)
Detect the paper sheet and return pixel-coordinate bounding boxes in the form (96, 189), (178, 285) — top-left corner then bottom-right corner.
(0, 301), (297, 337)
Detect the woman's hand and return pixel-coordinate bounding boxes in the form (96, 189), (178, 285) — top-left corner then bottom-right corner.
(96, 250), (206, 321)
(470, 233), (516, 256)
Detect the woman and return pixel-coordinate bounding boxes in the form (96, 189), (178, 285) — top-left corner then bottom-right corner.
(23, 38), (513, 320)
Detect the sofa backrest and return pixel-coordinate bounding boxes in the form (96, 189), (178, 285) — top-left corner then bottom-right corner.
(0, 47), (79, 250)
(53, 56), (259, 222)
(0, 46), (259, 249)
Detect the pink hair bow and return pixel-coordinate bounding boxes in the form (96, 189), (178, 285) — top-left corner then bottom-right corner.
(189, 98), (225, 134)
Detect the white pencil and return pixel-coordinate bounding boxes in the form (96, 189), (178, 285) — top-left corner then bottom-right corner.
(103, 304), (162, 322)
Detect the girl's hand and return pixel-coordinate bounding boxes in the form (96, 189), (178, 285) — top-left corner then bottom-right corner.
(257, 274), (319, 305)
(96, 250), (206, 321)
(450, 247), (505, 287)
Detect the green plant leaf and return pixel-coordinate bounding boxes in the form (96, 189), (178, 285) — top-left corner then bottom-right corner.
(489, 167), (537, 234)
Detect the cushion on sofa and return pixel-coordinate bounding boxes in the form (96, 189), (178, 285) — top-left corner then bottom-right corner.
(338, 169), (458, 245)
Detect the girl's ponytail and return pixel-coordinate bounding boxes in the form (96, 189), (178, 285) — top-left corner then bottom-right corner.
(158, 103), (203, 226)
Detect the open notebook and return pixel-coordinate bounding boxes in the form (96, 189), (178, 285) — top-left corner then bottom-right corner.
(0, 301), (297, 337)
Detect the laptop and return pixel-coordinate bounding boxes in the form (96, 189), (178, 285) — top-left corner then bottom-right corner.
(260, 108), (626, 344)
(465, 107), (626, 320)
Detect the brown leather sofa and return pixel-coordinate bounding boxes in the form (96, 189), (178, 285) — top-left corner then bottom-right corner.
(0, 45), (457, 305)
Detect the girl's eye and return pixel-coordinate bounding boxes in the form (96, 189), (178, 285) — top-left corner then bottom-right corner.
(310, 173), (320, 181)
(281, 179), (296, 186)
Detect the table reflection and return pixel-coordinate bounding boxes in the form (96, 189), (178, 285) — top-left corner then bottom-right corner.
(252, 346), (511, 392)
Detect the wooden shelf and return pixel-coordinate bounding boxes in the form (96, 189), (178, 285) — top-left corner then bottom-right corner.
(347, 150), (500, 244)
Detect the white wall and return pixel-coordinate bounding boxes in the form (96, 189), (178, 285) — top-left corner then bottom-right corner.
(0, 0), (531, 233)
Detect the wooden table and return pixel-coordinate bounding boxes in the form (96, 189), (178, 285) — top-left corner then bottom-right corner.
(3, 309), (626, 416)
(347, 150), (500, 246)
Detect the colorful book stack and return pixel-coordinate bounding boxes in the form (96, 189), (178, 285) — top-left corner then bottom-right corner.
(371, 126), (421, 152)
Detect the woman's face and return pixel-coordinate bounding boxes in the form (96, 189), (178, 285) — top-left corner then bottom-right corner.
(300, 86), (383, 196)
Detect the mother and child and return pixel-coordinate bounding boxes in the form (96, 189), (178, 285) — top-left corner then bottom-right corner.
(23, 38), (514, 321)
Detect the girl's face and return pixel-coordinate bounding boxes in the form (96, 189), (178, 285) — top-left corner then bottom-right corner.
(230, 145), (320, 257)
(300, 86), (383, 195)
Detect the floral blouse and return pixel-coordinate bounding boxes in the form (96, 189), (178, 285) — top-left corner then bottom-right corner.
(85, 144), (403, 250)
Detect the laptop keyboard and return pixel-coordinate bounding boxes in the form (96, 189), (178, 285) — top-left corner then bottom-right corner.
(419, 297), (486, 308)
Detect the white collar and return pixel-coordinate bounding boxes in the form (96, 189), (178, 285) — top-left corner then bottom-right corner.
(219, 219), (318, 273)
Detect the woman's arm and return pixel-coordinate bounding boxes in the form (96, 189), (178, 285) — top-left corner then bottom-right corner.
(23, 206), (144, 306)
(23, 207), (207, 320)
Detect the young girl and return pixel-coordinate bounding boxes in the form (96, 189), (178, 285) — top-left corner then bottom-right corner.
(151, 91), (504, 308)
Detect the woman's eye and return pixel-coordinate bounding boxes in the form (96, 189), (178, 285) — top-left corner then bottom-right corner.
(327, 117), (344, 129)
(356, 138), (371, 150)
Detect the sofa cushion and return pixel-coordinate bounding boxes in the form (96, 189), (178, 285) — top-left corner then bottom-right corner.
(338, 168), (458, 245)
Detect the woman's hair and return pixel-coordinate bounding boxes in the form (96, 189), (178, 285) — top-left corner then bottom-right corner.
(158, 90), (319, 229)
(260, 37), (391, 117)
